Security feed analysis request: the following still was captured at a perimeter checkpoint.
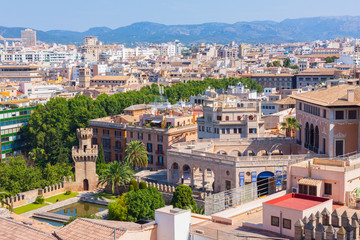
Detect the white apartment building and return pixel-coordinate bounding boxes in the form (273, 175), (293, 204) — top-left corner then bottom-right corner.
(197, 97), (264, 139)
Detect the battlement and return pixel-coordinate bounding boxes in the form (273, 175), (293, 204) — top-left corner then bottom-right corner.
(72, 145), (98, 162)
(76, 128), (93, 140)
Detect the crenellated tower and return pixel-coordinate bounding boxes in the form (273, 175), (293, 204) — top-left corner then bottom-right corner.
(72, 128), (98, 191)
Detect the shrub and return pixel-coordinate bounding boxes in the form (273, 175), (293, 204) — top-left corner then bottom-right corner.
(171, 185), (196, 210)
(108, 194), (128, 221)
(35, 195), (45, 204)
(108, 186), (165, 222)
(139, 181), (147, 190)
(64, 190), (71, 195)
(130, 180), (139, 191)
(129, 185), (134, 192)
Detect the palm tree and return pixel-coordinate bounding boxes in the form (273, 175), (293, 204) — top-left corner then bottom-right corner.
(0, 191), (10, 208)
(124, 141), (149, 169)
(280, 118), (301, 137)
(97, 161), (134, 194)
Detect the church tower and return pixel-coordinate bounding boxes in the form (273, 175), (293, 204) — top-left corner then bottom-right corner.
(79, 67), (91, 88)
(72, 128), (98, 191)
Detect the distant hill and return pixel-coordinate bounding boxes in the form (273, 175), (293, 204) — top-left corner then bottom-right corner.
(2, 16), (360, 44)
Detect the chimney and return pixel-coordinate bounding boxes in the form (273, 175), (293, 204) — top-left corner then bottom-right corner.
(326, 81), (332, 89)
(347, 89), (355, 102)
(308, 160), (311, 178)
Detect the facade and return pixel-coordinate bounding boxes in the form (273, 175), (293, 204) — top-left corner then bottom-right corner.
(287, 157), (360, 205)
(0, 65), (43, 82)
(292, 84), (360, 156)
(295, 69), (335, 88)
(250, 74), (294, 90)
(89, 106), (198, 169)
(197, 97), (264, 139)
(263, 193), (333, 237)
(168, 138), (303, 192)
(90, 75), (139, 87)
(0, 106), (36, 160)
(21, 29), (36, 47)
(79, 67), (91, 88)
(71, 128), (98, 191)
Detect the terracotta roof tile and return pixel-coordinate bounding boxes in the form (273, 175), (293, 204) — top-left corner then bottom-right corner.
(0, 217), (56, 240)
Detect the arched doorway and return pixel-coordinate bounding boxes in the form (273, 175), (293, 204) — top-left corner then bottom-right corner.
(271, 149), (283, 155)
(229, 150), (242, 157)
(217, 150), (227, 155)
(257, 171), (275, 197)
(315, 126), (319, 153)
(305, 122), (309, 147)
(257, 150), (268, 156)
(83, 179), (89, 191)
(182, 165), (191, 185)
(246, 150), (256, 156)
(310, 124), (314, 148)
(170, 163), (180, 183)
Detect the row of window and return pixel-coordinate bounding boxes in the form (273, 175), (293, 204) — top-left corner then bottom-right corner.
(148, 154), (163, 165)
(0, 118), (29, 126)
(129, 131), (163, 142)
(271, 216), (291, 230)
(261, 106), (276, 110)
(198, 126), (257, 134)
(1, 127), (21, 136)
(298, 183), (332, 195)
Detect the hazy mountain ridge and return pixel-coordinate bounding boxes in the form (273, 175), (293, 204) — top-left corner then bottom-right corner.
(2, 16), (360, 44)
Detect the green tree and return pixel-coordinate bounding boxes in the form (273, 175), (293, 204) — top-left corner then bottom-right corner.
(108, 194), (128, 221)
(124, 141), (148, 169)
(272, 61), (281, 67)
(283, 58), (291, 68)
(266, 62), (272, 67)
(97, 161), (134, 194)
(139, 181), (147, 189)
(280, 117), (301, 137)
(171, 185), (196, 210)
(108, 186), (165, 222)
(96, 144), (106, 175)
(28, 148), (48, 168)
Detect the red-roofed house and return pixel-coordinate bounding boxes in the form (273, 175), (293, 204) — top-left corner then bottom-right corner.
(262, 193), (332, 237)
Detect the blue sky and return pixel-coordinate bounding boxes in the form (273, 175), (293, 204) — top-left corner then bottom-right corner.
(1, 0), (360, 31)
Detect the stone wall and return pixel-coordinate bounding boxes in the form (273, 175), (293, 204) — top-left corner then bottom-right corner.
(294, 208), (360, 240)
(4, 176), (82, 208)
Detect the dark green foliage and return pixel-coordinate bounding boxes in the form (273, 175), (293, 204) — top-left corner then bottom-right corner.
(108, 186), (165, 222)
(325, 56), (339, 63)
(23, 78), (262, 166)
(0, 157), (73, 195)
(35, 195), (44, 204)
(290, 65), (299, 69)
(65, 214), (101, 225)
(130, 179), (139, 191)
(96, 144), (106, 175)
(139, 181), (147, 190)
(65, 190), (71, 195)
(283, 58), (291, 68)
(129, 185), (135, 192)
(171, 185), (196, 210)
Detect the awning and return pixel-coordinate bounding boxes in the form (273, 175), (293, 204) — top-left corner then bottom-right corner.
(151, 120), (162, 124)
(298, 178), (322, 186)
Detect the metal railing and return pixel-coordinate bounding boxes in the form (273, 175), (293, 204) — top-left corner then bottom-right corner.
(204, 176), (286, 215)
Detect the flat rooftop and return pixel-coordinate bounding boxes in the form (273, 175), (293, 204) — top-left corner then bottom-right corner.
(265, 193), (330, 211)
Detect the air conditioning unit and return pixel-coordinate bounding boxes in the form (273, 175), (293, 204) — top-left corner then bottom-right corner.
(292, 187), (297, 193)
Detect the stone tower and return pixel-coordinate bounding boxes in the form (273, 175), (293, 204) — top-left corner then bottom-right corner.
(72, 128), (98, 191)
(79, 67), (91, 88)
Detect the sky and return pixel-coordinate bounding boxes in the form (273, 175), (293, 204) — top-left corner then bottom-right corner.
(1, 0), (360, 31)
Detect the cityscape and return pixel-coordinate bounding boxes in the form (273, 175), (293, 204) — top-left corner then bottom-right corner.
(1, 1), (360, 240)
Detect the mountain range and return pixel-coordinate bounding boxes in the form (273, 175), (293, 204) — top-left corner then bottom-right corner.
(1, 16), (360, 45)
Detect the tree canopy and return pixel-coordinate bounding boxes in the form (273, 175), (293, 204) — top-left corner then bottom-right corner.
(0, 157), (73, 195)
(108, 186), (165, 222)
(22, 77), (262, 166)
(171, 185), (196, 210)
